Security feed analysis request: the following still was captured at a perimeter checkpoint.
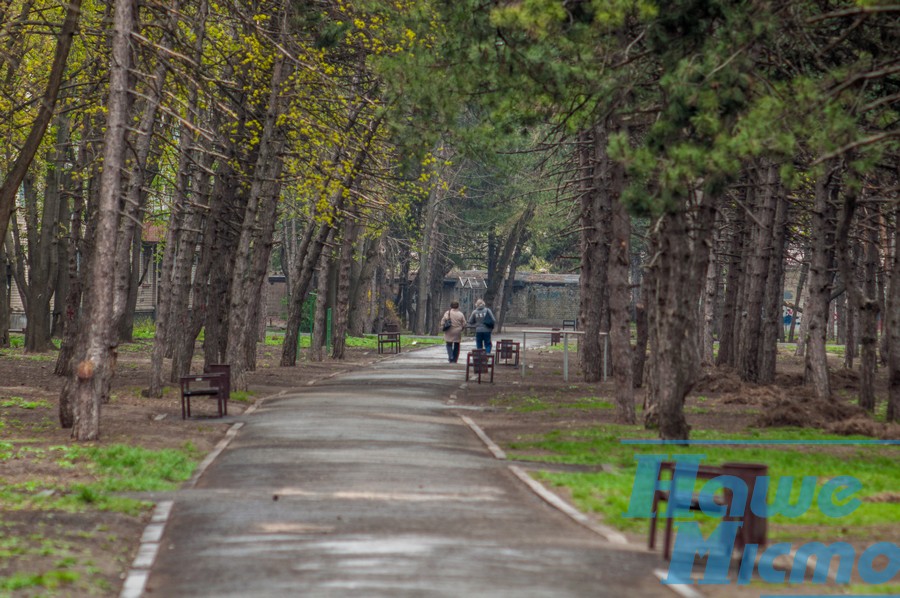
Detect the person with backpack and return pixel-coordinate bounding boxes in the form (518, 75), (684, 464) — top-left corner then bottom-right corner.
(441, 301), (467, 363)
(468, 299), (496, 355)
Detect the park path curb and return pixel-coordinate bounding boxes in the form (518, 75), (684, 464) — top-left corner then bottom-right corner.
(458, 412), (706, 598)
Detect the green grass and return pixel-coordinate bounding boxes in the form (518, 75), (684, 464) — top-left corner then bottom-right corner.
(1, 397), (51, 410)
(0, 569), (80, 592)
(514, 425), (899, 541)
(492, 393), (614, 413)
(132, 318), (157, 339)
(231, 390), (254, 403)
(0, 443), (202, 515)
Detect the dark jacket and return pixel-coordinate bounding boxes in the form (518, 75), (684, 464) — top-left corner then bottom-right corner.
(468, 306), (496, 334)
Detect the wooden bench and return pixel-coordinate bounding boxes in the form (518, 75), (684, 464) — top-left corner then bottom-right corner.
(377, 324), (401, 354)
(497, 339), (520, 366)
(465, 350), (494, 384)
(649, 461), (768, 560)
(562, 319), (577, 330)
(180, 370), (229, 419)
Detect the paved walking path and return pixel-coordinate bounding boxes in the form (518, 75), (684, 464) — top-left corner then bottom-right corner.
(142, 343), (672, 597)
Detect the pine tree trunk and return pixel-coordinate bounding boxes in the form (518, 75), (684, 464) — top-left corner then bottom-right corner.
(759, 192), (788, 383)
(700, 213), (720, 366)
(646, 192), (716, 439)
(578, 128), (608, 382)
(804, 165), (840, 400)
(858, 205), (879, 411)
(716, 208), (745, 367)
(887, 201), (900, 423)
(789, 253), (808, 344)
(633, 276), (650, 389)
(607, 141), (635, 424)
(738, 164), (778, 383)
(878, 212), (891, 366)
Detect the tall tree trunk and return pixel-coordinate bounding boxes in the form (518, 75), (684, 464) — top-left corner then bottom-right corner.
(789, 251), (809, 344)
(62, 0), (132, 441)
(0, 242), (9, 348)
(310, 240), (333, 362)
(738, 164), (778, 383)
(633, 271), (650, 389)
(804, 164), (840, 400)
(759, 192), (788, 383)
(716, 208), (746, 367)
(225, 56), (290, 390)
(415, 184), (439, 335)
(700, 212), (720, 366)
(878, 211), (891, 366)
(578, 129), (607, 382)
(332, 220), (360, 359)
(496, 241), (523, 333)
(837, 189), (879, 410)
(646, 190), (716, 440)
(0, 0), (82, 246)
(859, 205), (879, 411)
(348, 234), (383, 336)
(887, 201), (900, 423)
(606, 124), (635, 423)
(483, 205), (535, 315)
(55, 112), (93, 381)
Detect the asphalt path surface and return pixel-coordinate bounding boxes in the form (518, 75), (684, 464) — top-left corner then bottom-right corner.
(144, 343), (673, 597)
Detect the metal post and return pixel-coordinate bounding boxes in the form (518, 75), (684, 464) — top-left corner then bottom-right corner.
(603, 334), (609, 381)
(563, 333), (569, 382)
(326, 307), (332, 355)
(520, 331), (527, 379)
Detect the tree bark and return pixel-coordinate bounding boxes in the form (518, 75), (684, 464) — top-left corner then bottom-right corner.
(606, 129), (635, 424)
(646, 190), (716, 439)
(759, 191), (788, 383)
(62, 0), (132, 441)
(700, 212), (720, 366)
(225, 55), (290, 390)
(0, 242), (9, 348)
(789, 251), (809, 344)
(738, 164), (778, 383)
(836, 189), (879, 410)
(310, 240), (333, 361)
(578, 129), (608, 382)
(332, 219), (361, 359)
(716, 208), (746, 367)
(887, 201), (900, 423)
(803, 164), (840, 400)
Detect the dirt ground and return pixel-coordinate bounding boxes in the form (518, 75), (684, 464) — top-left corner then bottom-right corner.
(1, 337), (897, 596)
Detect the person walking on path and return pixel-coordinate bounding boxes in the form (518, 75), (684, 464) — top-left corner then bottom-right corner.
(468, 299), (496, 355)
(441, 301), (467, 363)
